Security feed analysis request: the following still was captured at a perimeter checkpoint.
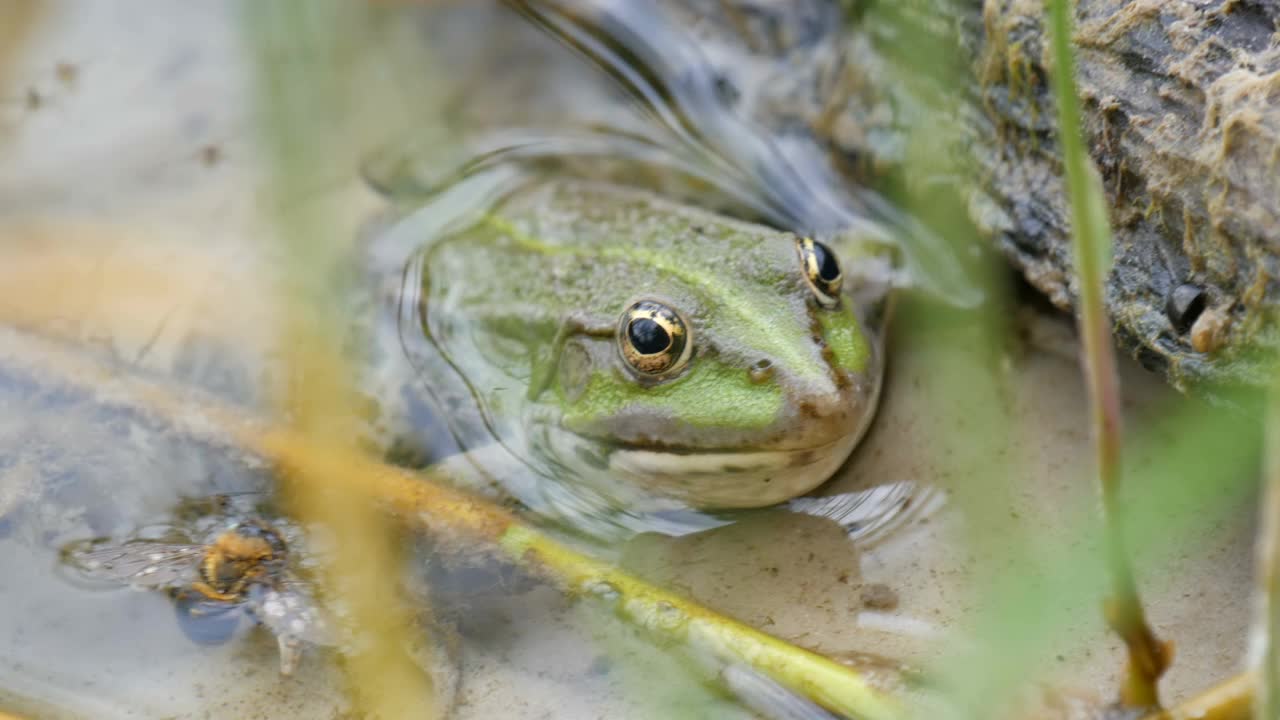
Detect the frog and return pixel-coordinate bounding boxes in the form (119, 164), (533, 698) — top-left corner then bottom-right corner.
(371, 177), (890, 532)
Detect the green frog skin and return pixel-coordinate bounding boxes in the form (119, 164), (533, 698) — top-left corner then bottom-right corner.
(396, 180), (886, 513)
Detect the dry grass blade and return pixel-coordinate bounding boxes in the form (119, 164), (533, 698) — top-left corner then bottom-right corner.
(0, 1), (43, 95)
(1046, 0), (1169, 709)
(1142, 672), (1253, 720)
(0, 325), (901, 720)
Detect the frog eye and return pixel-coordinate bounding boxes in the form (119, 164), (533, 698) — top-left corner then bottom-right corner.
(796, 237), (842, 307)
(617, 300), (692, 377)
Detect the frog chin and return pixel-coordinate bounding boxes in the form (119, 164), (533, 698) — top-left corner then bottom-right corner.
(602, 430), (862, 509)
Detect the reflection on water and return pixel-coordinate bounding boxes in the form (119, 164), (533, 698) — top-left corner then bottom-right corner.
(789, 482), (944, 547)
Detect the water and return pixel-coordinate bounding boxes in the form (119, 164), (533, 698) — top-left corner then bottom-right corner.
(0, 1), (1252, 718)
(0, 4), (946, 714)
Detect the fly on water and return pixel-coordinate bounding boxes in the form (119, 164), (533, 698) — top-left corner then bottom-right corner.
(61, 503), (332, 676)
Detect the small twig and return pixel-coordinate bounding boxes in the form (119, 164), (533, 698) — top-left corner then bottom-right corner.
(1141, 672), (1253, 720)
(0, 1), (43, 98)
(0, 326), (901, 720)
(1046, 0), (1169, 708)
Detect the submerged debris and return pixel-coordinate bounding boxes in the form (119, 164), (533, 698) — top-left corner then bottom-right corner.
(61, 497), (332, 675)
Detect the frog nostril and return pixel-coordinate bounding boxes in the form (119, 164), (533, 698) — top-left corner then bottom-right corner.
(748, 359), (774, 384)
(833, 367), (853, 390)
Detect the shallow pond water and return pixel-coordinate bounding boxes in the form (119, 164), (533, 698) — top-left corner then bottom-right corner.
(0, 2), (1260, 719)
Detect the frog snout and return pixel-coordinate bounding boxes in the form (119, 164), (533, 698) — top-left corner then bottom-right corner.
(795, 392), (848, 423)
(790, 376), (874, 436)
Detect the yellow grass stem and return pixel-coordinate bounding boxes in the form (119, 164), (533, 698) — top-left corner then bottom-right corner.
(499, 524), (899, 719)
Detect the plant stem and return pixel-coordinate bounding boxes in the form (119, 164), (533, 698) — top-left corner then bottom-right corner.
(1046, 0), (1169, 708)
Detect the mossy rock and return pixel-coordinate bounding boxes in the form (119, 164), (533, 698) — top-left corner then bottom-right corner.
(686, 0), (1279, 391)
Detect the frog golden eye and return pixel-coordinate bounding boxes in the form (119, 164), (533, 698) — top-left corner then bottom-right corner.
(618, 300), (691, 377)
(796, 237), (842, 307)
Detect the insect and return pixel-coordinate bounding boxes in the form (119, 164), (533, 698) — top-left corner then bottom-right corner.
(62, 518), (331, 675)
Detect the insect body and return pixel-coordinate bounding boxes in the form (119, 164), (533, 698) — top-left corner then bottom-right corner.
(63, 519), (329, 675)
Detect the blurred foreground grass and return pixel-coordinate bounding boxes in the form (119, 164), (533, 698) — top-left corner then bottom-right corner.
(246, 3), (444, 716)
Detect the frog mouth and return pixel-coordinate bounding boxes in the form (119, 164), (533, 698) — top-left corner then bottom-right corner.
(603, 434), (861, 509)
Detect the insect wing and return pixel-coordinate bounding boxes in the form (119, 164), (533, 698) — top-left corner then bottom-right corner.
(247, 582), (331, 646)
(246, 582), (332, 676)
(64, 540), (204, 590)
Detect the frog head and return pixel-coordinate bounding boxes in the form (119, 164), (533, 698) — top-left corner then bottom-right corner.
(531, 206), (884, 509)
(417, 182), (885, 510)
